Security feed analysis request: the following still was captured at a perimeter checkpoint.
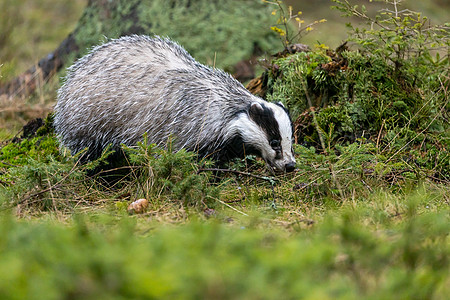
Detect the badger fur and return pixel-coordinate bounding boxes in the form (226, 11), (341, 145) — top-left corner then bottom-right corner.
(54, 35), (296, 172)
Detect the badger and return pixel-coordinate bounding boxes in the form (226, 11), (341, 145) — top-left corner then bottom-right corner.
(54, 35), (296, 172)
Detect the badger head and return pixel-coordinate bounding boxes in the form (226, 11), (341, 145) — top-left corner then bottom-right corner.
(226, 101), (296, 173)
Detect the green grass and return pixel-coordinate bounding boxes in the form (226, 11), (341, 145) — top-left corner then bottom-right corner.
(0, 188), (448, 300)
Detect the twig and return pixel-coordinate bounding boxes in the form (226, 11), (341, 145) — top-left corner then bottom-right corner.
(301, 79), (344, 198)
(208, 196), (249, 216)
(15, 157), (83, 206)
(197, 168), (279, 183)
(386, 97), (449, 163)
(376, 119), (385, 152)
(381, 85), (440, 153)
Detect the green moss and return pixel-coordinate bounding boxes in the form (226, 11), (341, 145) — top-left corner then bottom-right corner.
(35, 113), (55, 137)
(264, 33), (448, 177)
(0, 136), (59, 167)
(266, 51), (333, 117)
(0, 114), (58, 167)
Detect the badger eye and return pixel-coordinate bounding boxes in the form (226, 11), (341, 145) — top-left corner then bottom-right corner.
(270, 139), (280, 148)
(270, 140), (282, 159)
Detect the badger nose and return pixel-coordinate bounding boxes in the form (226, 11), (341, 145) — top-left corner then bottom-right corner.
(285, 161), (296, 172)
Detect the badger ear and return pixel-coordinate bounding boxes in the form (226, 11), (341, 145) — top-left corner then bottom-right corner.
(249, 102), (264, 116)
(277, 101), (285, 108)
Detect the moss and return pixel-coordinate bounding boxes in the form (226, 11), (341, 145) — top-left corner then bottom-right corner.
(35, 113), (55, 137)
(0, 114), (58, 167)
(263, 40), (448, 179)
(0, 135), (60, 167)
(267, 49), (447, 134)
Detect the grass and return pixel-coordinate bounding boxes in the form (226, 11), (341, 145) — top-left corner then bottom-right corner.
(0, 185), (448, 299)
(0, 137), (447, 299)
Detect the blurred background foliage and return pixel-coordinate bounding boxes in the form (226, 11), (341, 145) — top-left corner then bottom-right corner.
(0, 201), (448, 299)
(285, 0), (450, 46)
(0, 0), (86, 82)
(1, 0), (449, 81)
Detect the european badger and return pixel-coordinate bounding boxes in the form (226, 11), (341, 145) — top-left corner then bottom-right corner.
(54, 35), (296, 172)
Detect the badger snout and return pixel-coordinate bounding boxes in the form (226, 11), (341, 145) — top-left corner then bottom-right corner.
(269, 158), (296, 173)
(285, 161), (296, 172)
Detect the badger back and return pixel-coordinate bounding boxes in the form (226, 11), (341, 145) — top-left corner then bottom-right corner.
(54, 35), (296, 172)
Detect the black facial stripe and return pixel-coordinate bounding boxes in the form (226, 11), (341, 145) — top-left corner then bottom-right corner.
(275, 102), (294, 135)
(248, 103), (282, 143)
(275, 102), (287, 112)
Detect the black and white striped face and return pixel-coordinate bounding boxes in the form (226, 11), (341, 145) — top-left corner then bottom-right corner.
(230, 101), (296, 172)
